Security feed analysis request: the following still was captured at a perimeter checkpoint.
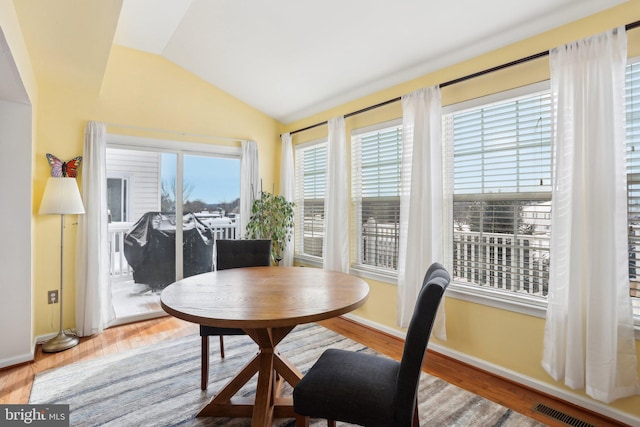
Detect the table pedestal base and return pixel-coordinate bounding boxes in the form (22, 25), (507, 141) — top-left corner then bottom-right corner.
(197, 326), (303, 426)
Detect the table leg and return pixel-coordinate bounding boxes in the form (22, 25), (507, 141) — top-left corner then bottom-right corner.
(197, 353), (261, 416)
(251, 349), (275, 426)
(197, 326), (303, 426)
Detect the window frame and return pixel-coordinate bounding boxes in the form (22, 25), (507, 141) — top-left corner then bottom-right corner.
(107, 174), (131, 223)
(104, 133), (242, 325)
(351, 119), (403, 281)
(625, 56), (640, 333)
(443, 81), (552, 319)
(293, 138), (327, 265)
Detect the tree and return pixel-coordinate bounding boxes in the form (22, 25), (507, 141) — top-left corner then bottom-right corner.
(218, 198), (241, 214)
(161, 177), (195, 212)
(184, 199), (207, 213)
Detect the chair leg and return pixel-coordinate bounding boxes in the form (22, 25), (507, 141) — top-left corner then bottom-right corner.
(201, 335), (209, 390)
(327, 421), (336, 427)
(219, 335), (225, 358)
(413, 400), (419, 426)
(294, 415), (309, 427)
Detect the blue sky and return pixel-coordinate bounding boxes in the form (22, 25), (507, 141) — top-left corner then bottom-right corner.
(161, 154), (240, 204)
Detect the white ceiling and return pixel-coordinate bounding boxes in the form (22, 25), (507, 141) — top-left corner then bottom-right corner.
(114, 0), (626, 124)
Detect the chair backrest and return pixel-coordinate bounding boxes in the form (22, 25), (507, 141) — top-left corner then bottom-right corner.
(394, 263), (450, 426)
(423, 262), (448, 283)
(215, 239), (272, 270)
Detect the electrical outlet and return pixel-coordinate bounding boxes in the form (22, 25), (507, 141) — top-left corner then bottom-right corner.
(48, 290), (59, 304)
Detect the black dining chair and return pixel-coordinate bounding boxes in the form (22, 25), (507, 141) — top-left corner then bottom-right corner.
(293, 263), (450, 427)
(199, 238), (272, 390)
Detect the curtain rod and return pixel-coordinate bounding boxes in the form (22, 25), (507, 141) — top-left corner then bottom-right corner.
(289, 19), (640, 136)
(104, 122), (246, 143)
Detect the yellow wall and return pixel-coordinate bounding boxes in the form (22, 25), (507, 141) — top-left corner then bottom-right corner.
(33, 45), (282, 336)
(10, 0), (640, 421)
(286, 1), (640, 421)
(0, 0), (37, 101)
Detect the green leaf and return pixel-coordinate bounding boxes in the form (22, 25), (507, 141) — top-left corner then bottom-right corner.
(244, 191), (295, 264)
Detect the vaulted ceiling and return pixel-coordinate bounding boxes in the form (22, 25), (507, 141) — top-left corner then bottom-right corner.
(9, 0), (628, 123)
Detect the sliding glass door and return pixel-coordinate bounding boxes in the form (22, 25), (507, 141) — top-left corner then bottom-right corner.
(106, 138), (240, 324)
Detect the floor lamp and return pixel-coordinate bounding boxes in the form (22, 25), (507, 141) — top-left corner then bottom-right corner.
(39, 177), (85, 352)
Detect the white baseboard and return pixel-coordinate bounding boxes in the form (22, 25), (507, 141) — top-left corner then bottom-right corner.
(343, 313), (406, 338)
(342, 313), (640, 426)
(0, 351), (33, 369)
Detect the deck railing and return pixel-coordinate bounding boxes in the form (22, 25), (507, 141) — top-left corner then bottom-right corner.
(453, 231), (549, 296)
(206, 222), (240, 240)
(362, 219), (399, 270)
(108, 221), (240, 280)
(359, 219), (550, 296)
(109, 222), (135, 281)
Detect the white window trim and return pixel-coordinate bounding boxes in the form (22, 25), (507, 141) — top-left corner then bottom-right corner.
(294, 254), (323, 268)
(351, 118), (402, 137)
(107, 133), (242, 158)
(441, 80), (551, 115)
(350, 264), (398, 285)
(447, 282), (548, 318)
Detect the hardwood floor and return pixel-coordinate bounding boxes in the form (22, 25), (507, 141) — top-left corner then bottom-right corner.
(0, 316), (628, 426)
(322, 317), (627, 427)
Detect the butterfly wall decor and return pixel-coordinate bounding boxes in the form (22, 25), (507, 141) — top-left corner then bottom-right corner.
(46, 153), (83, 178)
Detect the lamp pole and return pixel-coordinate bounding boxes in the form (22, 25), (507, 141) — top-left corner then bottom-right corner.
(42, 213), (79, 352)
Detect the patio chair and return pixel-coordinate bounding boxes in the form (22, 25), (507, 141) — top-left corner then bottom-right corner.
(293, 263), (449, 426)
(199, 239), (272, 390)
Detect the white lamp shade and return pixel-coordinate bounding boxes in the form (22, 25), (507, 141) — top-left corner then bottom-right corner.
(39, 177), (85, 215)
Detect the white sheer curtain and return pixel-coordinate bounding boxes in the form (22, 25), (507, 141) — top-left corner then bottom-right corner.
(75, 121), (112, 336)
(280, 132), (295, 266)
(323, 116), (349, 272)
(396, 87), (446, 339)
(542, 27), (639, 403)
(240, 140), (260, 238)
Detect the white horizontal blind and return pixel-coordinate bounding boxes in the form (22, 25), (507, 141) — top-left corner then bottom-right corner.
(446, 90), (552, 296)
(625, 60), (640, 304)
(352, 124), (402, 271)
(294, 141), (327, 258)
(453, 93), (552, 195)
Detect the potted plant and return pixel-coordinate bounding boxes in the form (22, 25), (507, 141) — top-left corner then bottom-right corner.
(245, 191), (295, 265)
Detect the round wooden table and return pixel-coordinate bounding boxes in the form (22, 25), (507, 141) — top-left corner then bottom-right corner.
(160, 266), (369, 427)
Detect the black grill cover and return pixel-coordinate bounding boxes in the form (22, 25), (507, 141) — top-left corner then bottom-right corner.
(123, 212), (214, 290)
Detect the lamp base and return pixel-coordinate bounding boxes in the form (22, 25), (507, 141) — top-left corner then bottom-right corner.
(42, 331), (79, 353)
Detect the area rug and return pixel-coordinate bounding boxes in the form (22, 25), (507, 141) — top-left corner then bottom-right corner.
(30, 324), (543, 426)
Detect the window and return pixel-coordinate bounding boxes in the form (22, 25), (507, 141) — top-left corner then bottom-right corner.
(107, 177), (129, 222)
(295, 140), (327, 259)
(444, 84), (552, 300)
(351, 122), (402, 273)
(625, 59), (640, 317)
